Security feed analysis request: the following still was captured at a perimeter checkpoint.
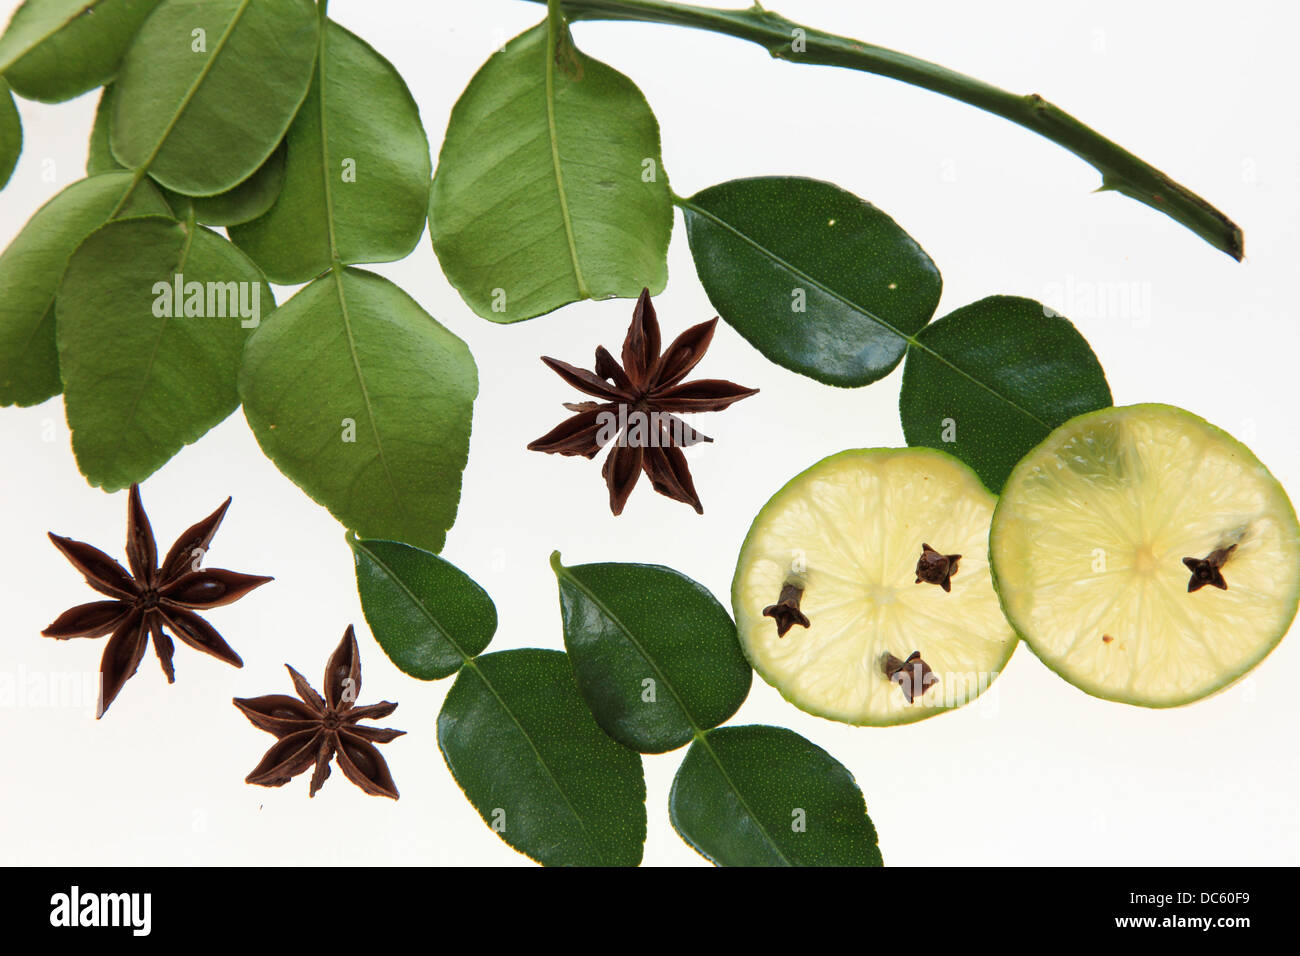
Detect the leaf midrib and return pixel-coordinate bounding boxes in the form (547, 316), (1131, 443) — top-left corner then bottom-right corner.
(543, 15), (588, 296)
(459, 656), (612, 865)
(350, 539), (473, 663)
(554, 562), (702, 736)
(109, 0), (254, 218)
(311, 13), (405, 526)
(122, 215), (197, 429)
(0, 0), (113, 74)
(676, 195), (1052, 431)
(692, 731), (794, 867)
(315, 14), (340, 263)
(330, 270), (406, 525)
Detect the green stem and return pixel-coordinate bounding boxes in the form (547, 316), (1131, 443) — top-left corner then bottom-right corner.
(530, 0), (1243, 260)
(546, 0), (564, 34)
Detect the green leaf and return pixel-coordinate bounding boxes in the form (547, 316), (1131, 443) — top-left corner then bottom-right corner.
(899, 295), (1112, 492)
(438, 648), (646, 867)
(551, 552), (750, 754)
(109, 0), (318, 196)
(55, 215), (271, 490)
(87, 83), (279, 226)
(680, 176), (941, 387)
(670, 724), (882, 867)
(429, 19), (672, 323)
(229, 20), (430, 284)
(350, 537), (496, 680)
(0, 0), (161, 103)
(85, 84), (121, 175)
(0, 171), (169, 407)
(188, 141), (286, 227)
(0, 78), (18, 188)
(239, 267), (477, 553)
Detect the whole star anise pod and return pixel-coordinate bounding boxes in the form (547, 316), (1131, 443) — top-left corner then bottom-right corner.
(527, 287), (758, 514)
(42, 484), (272, 718)
(233, 626), (404, 800)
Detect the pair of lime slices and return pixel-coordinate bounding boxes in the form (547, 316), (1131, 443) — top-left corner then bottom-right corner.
(733, 404), (1300, 724)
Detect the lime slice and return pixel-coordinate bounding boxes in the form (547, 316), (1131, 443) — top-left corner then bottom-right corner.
(991, 403), (1300, 707)
(732, 448), (1017, 726)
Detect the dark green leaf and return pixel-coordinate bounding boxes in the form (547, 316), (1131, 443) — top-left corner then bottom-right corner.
(681, 176), (941, 387)
(56, 215), (271, 490)
(109, 0), (317, 196)
(350, 537), (496, 680)
(551, 552), (750, 754)
(0, 0), (161, 103)
(438, 648), (646, 867)
(429, 20), (672, 323)
(0, 78), (18, 188)
(230, 20), (430, 283)
(239, 268), (477, 553)
(899, 295), (1112, 492)
(670, 724), (882, 867)
(0, 171), (169, 407)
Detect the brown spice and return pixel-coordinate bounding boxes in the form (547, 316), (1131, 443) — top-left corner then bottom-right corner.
(882, 650), (938, 704)
(914, 543), (961, 592)
(234, 626), (404, 799)
(1183, 545), (1236, 592)
(42, 484), (271, 717)
(527, 288), (757, 514)
(762, 582), (811, 637)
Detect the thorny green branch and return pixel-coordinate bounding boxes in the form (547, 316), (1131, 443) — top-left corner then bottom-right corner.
(528, 0), (1243, 260)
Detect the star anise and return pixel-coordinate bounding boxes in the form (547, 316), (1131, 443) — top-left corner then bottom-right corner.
(42, 484), (272, 718)
(527, 287), (758, 514)
(233, 626), (404, 800)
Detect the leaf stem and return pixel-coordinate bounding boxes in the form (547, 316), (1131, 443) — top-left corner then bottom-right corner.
(530, 0), (1243, 259)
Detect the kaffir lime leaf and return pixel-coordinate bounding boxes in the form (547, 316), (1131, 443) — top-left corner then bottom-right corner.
(733, 448), (1016, 725)
(990, 403), (1300, 707)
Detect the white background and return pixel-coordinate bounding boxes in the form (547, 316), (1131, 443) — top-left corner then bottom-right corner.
(1, 0), (1297, 866)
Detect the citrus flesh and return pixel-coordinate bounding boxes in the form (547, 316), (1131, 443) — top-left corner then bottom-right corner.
(733, 448), (1016, 726)
(991, 404), (1300, 707)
